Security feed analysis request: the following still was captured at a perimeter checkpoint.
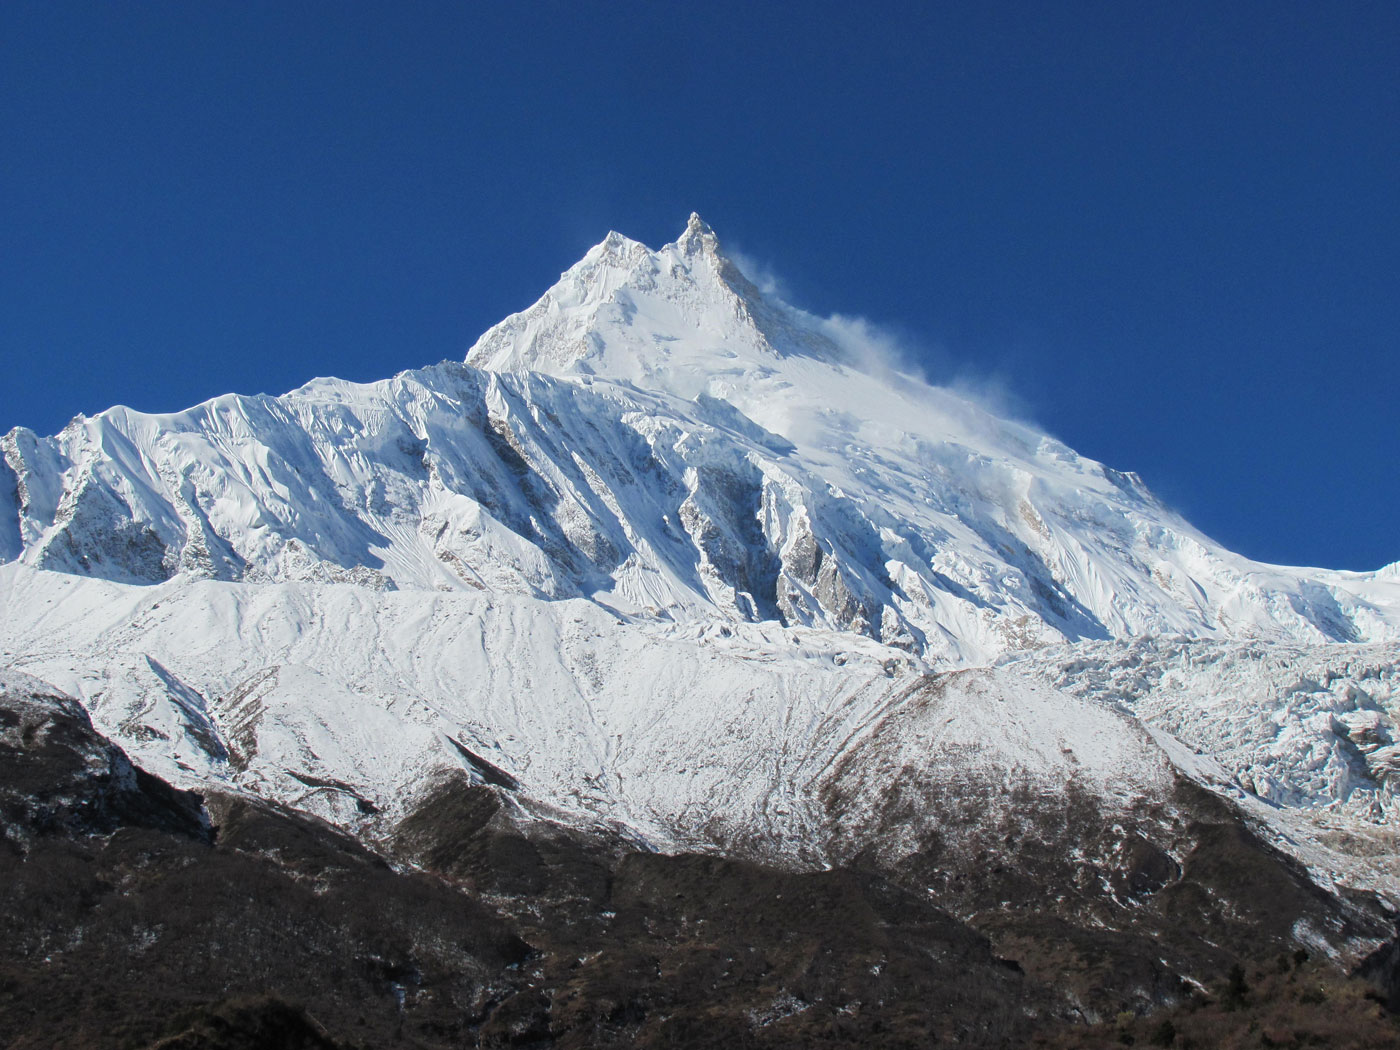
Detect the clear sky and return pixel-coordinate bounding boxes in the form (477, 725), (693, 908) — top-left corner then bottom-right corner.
(2, 2), (1396, 570)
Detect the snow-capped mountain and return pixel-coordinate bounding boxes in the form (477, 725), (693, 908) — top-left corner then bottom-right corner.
(2, 214), (1398, 926)
(5, 214), (1397, 664)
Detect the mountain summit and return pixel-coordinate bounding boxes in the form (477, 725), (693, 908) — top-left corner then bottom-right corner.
(465, 213), (843, 385)
(454, 215), (1399, 658)
(1, 218), (1398, 930)
(677, 210), (718, 249)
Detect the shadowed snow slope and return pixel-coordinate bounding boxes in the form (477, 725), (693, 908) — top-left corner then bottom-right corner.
(2, 215), (1399, 922)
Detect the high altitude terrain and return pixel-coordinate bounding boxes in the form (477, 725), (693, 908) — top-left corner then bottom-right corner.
(2, 216), (1398, 1047)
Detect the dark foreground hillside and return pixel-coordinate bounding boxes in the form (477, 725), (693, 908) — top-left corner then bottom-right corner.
(2, 677), (1397, 1049)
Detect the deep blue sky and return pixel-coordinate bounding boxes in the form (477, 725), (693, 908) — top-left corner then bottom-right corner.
(2, 3), (1396, 570)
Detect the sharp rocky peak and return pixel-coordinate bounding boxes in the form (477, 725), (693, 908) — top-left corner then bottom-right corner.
(465, 213), (833, 377)
(593, 212), (730, 278)
(676, 211), (720, 256)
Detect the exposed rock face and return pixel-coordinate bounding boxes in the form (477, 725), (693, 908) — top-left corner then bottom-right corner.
(0, 674), (531, 1050)
(3, 668), (1399, 1047)
(0, 669), (208, 847)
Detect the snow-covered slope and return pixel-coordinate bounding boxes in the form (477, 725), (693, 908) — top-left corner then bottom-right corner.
(4, 560), (1395, 917)
(2, 215), (1398, 913)
(5, 215), (1398, 668)
(0, 566), (1215, 870)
